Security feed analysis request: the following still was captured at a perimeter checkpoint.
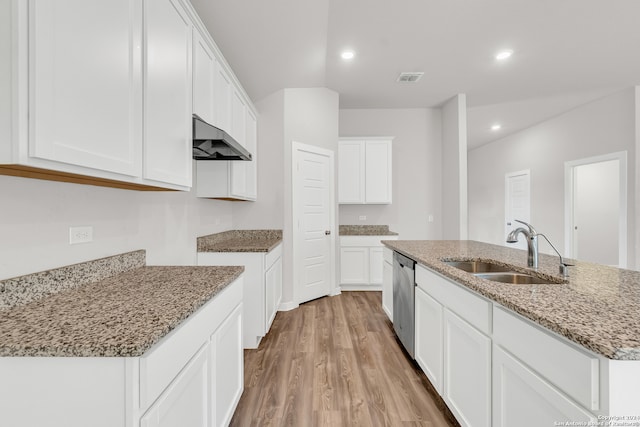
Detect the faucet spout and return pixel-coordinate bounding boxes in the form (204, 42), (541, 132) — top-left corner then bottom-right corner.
(506, 223), (539, 268)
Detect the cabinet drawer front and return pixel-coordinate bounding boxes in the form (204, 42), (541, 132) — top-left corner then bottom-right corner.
(493, 306), (599, 411)
(140, 277), (243, 410)
(265, 243), (282, 270)
(416, 265), (491, 335)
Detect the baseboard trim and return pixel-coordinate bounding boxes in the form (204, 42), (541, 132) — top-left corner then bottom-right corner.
(340, 285), (382, 291)
(278, 301), (299, 311)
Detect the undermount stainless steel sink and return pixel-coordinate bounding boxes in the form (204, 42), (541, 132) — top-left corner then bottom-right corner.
(474, 272), (559, 285)
(444, 259), (562, 285)
(443, 260), (512, 273)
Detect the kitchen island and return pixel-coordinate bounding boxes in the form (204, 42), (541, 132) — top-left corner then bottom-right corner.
(383, 240), (640, 427)
(0, 251), (245, 427)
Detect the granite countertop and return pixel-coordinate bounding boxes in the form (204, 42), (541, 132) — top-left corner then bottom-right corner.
(339, 225), (398, 236)
(383, 240), (640, 361)
(0, 261), (243, 357)
(197, 229), (282, 253)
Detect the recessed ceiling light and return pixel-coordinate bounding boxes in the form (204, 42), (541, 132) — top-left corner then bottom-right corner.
(491, 124), (502, 131)
(495, 50), (513, 61)
(341, 51), (355, 60)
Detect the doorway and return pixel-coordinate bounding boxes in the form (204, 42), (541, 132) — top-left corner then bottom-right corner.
(292, 142), (336, 304)
(564, 152), (627, 267)
(505, 170), (531, 250)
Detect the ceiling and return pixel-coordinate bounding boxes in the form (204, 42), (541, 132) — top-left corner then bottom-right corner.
(189, 0), (640, 149)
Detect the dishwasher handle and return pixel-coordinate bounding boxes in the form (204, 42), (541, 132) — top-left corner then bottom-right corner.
(394, 251), (416, 270)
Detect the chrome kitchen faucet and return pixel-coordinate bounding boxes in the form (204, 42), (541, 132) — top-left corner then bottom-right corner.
(506, 219), (571, 277)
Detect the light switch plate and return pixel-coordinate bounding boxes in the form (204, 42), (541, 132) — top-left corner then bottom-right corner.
(359, 215), (367, 221)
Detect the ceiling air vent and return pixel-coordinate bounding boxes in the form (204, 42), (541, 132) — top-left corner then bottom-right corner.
(396, 72), (424, 83)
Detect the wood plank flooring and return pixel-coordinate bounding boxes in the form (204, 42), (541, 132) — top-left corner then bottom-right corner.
(231, 291), (458, 426)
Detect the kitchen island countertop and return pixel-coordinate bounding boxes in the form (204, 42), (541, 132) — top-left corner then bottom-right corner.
(382, 240), (640, 360)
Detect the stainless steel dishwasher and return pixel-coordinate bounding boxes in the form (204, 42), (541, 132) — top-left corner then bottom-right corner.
(393, 251), (416, 358)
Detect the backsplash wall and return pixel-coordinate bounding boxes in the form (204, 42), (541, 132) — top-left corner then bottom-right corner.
(0, 172), (233, 280)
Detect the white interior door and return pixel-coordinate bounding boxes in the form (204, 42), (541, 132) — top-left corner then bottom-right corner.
(572, 159), (621, 266)
(505, 170), (531, 250)
(565, 152), (627, 267)
(293, 142), (335, 304)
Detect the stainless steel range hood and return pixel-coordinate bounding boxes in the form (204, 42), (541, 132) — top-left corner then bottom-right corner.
(192, 114), (252, 161)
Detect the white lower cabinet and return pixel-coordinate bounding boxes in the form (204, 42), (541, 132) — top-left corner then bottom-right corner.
(493, 345), (595, 427)
(443, 310), (491, 427)
(415, 264), (491, 427)
(141, 344), (209, 427)
(381, 247), (393, 320)
(0, 277), (244, 427)
(415, 286), (443, 393)
(340, 247), (369, 284)
(211, 304), (244, 427)
(197, 243), (282, 349)
(369, 247), (384, 284)
(265, 253), (283, 329)
(340, 235), (398, 290)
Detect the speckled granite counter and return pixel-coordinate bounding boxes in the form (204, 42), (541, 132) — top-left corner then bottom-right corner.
(0, 252), (243, 357)
(197, 229), (282, 252)
(383, 240), (640, 360)
(339, 225), (398, 236)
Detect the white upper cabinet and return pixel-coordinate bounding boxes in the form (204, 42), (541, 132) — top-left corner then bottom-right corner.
(192, 29), (216, 124)
(28, 0), (142, 177)
(338, 138), (393, 204)
(338, 140), (365, 203)
(143, 0), (192, 187)
(231, 88), (246, 147)
(1, 0), (256, 193)
(213, 63), (232, 133)
(245, 109), (258, 200)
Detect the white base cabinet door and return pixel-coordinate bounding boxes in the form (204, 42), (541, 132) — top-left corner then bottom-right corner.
(381, 247), (393, 320)
(415, 286), (443, 394)
(340, 247), (369, 284)
(211, 304), (243, 427)
(265, 256), (282, 331)
(369, 247), (384, 285)
(141, 344), (209, 427)
(444, 310), (491, 427)
(493, 345), (596, 427)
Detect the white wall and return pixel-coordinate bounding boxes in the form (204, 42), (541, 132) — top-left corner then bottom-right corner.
(338, 108), (443, 239)
(0, 171), (234, 280)
(468, 88), (636, 268)
(232, 87), (339, 308)
(442, 94), (468, 239)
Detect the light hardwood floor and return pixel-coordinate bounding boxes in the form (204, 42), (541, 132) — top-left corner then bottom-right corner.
(231, 291), (457, 426)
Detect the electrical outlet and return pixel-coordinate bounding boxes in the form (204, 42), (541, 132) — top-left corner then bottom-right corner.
(359, 215), (367, 221)
(69, 226), (93, 245)
(428, 214), (434, 223)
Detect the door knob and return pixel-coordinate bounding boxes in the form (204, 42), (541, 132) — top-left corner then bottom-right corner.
(325, 230), (331, 235)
